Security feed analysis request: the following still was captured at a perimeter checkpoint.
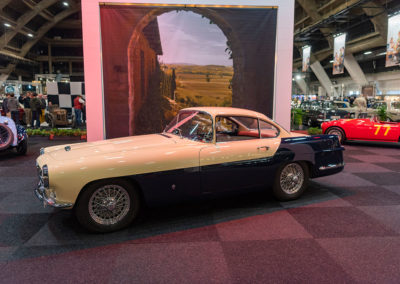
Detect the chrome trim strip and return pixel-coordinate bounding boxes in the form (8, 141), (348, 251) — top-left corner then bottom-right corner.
(319, 162), (345, 171)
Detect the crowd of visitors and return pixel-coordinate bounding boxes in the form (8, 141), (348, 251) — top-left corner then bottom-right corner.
(1, 91), (86, 128)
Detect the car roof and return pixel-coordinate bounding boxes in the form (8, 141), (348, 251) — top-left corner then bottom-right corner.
(182, 107), (270, 120)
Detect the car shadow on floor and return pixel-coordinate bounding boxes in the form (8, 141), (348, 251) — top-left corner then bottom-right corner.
(5, 181), (354, 261)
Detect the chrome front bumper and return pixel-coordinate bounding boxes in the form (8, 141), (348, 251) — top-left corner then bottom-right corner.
(319, 162), (345, 171)
(34, 180), (73, 209)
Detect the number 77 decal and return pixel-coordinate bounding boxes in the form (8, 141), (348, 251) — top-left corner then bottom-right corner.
(374, 125), (391, 136)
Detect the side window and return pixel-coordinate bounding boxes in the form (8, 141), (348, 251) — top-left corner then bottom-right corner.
(216, 116), (259, 142)
(259, 120), (279, 138)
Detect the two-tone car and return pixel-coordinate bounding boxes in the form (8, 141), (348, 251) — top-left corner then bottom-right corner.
(35, 107), (345, 232)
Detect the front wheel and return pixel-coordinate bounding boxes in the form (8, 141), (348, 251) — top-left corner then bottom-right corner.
(273, 162), (308, 201)
(326, 127), (346, 144)
(75, 179), (140, 232)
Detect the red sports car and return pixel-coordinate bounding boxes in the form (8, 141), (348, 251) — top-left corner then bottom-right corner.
(322, 118), (400, 144)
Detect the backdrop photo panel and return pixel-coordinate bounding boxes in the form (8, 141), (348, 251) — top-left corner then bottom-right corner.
(100, 5), (277, 139)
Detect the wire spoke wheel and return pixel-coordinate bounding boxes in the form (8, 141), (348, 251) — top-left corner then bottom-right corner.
(279, 163), (304, 195)
(88, 184), (131, 226)
(0, 124), (13, 150)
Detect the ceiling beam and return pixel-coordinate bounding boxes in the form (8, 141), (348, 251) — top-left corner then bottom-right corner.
(35, 55), (83, 62)
(0, 0), (60, 50)
(362, 0), (387, 44)
(54, 19), (82, 29)
(293, 31), (382, 68)
(0, 0), (13, 10)
(22, 0), (54, 21)
(41, 37), (83, 46)
(0, 3), (80, 80)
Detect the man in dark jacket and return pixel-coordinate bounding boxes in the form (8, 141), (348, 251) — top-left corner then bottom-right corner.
(7, 93), (20, 124)
(19, 92), (31, 126)
(30, 93), (41, 128)
(2, 93), (9, 114)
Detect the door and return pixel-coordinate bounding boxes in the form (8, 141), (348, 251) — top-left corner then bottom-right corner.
(199, 116), (281, 194)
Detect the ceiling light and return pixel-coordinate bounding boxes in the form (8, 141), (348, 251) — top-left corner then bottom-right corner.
(4, 23), (11, 27)
(330, 60), (334, 63)
(364, 51), (372, 55)
(63, 2), (69, 6)
(27, 33), (33, 38)
(295, 75), (301, 80)
(378, 52), (386, 56)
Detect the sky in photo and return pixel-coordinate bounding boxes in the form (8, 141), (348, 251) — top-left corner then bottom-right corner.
(157, 11), (232, 66)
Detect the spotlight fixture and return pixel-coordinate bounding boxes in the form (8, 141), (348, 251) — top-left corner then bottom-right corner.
(27, 33), (33, 38)
(4, 23), (11, 27)
(63, 2), (69, 6)
(364, 51), (372, 55)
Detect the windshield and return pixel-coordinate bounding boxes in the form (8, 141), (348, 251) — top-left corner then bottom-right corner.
(333, 102), (347, 108)
(164, 110), (213, 142)
(391, 102), (400, 109)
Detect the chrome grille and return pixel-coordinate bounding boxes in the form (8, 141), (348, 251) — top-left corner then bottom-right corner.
(36, 164), (45, 190)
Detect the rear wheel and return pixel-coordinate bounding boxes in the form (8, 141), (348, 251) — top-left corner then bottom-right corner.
(0, 123), (13, 150)
(273, 162), (309, 201)
(75, 179), (140, 232)
(326, 127), (346, 144)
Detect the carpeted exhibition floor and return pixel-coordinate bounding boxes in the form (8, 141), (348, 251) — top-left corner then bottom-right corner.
(0, 137), (400, 283)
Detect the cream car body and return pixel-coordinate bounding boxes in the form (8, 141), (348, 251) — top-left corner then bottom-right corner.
(35, 107), (344, 232)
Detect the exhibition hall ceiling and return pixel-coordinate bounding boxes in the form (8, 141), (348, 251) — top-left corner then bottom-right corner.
(0, 0), (398, 81)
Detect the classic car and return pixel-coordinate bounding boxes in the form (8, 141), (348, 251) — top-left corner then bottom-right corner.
(0, 115), (28, 155)
(35, 107), (345, 232)
(300, 100), (351, 127)
(45, 104), (76, 128)
(332, 101), (357, 118)
(388, 101), (400, 122)
(322, 117), (400, 144)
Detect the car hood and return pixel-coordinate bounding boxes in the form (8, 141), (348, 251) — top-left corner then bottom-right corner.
(46, 133), (177, 161)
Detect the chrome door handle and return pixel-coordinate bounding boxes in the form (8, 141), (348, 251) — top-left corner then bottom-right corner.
(257, 146), (270, 151)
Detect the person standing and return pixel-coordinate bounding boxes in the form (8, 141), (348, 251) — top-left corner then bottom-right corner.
(7, 93), (20, 124)
(19, 92), (31, 126)
(30, 93), (41, 128)
(2, 93), (9, 117)
(38, 94), (47, 123)
(73, 95), (85, 127)
(354, 95), (367, 118)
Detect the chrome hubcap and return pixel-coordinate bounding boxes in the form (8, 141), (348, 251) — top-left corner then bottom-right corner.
(280, 163), (304, 194)
(89, 185), (130, 225)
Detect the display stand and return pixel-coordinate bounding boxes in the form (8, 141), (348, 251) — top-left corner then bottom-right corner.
(82, 0), (295, 141)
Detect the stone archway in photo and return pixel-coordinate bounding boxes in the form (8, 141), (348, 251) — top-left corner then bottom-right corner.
(126, 8), (245, 135)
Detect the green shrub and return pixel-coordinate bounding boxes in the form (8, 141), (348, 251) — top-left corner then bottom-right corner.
(377, 106), (388, 121)
(308, 127), (322, 135)
(291, 108), (304, 125)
